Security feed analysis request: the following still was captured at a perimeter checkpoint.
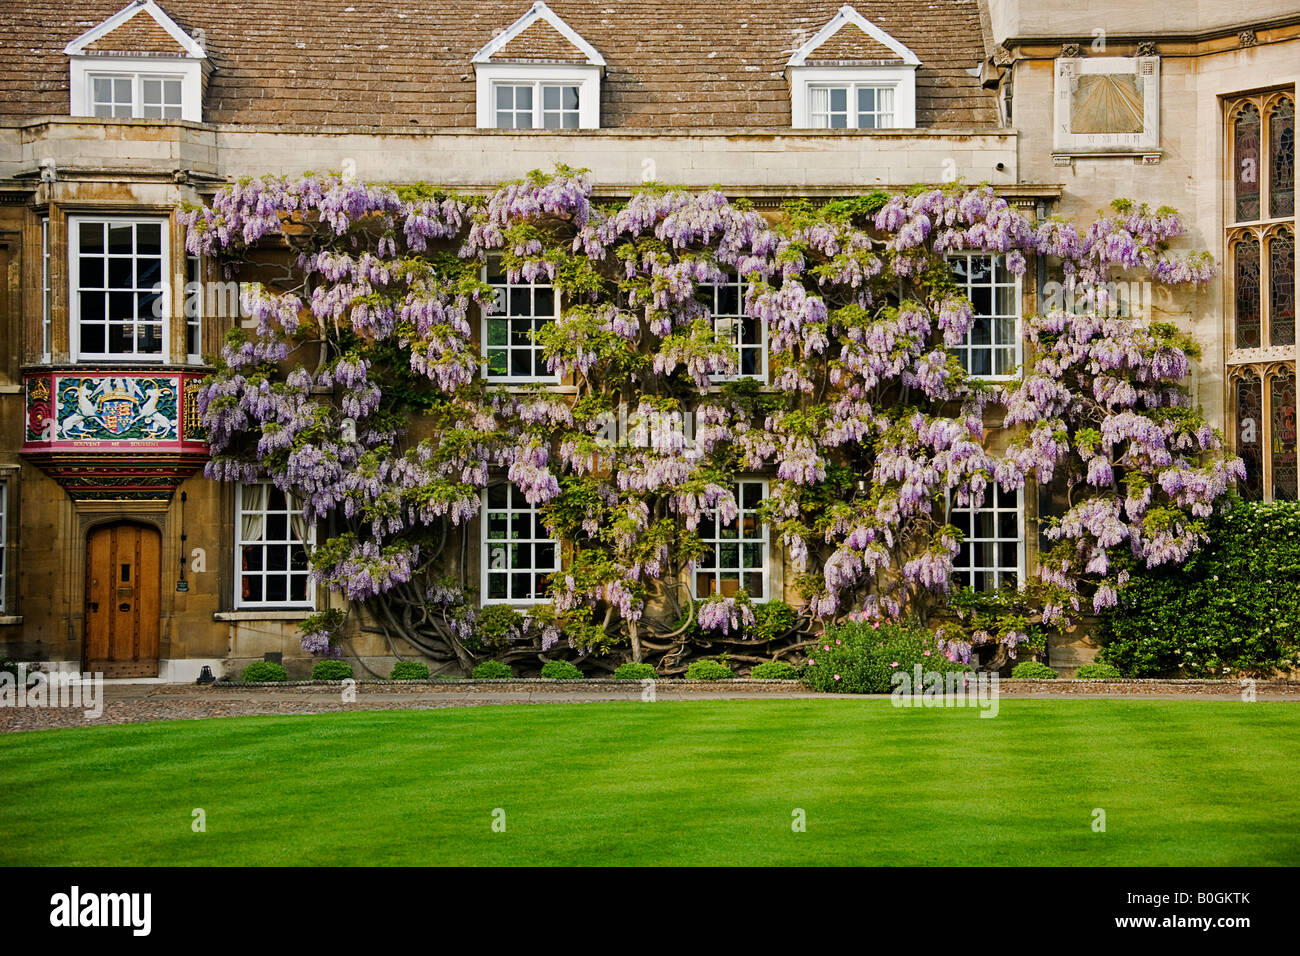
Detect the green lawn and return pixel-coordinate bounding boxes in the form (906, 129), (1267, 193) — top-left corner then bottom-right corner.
(1, 700), (1297, 866)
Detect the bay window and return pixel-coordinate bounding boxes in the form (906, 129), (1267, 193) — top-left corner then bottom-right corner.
(69, 216), (167, 362)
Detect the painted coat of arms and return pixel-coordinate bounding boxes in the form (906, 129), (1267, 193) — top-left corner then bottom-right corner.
(56, 377), (179, 441)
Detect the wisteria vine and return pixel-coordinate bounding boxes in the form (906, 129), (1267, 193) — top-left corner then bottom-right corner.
(182, 169), (1237, 672)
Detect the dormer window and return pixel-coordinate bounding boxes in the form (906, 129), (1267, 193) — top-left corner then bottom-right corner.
(808, 84), (895, 130)
(473, 2), (604, 131)
(64, 0), (207, 122)
(90, 73), (184, 119)
(787, 5), (920, 130)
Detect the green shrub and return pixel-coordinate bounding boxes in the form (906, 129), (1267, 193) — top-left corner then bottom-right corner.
(612, 662), (657, 680)
(751, 600), (799, 642)
(471, 660), (514, 679)
(749, 660), (798, 680)
(540, 660), (583, 680)
(1100, 500), (1300, 676)
(389, 660), (431, 681)
(242, 661), (289, 683)
(310, 659), (354, 681)
(801, 621), (970, 693)
(685, 659), (733, 680)
(474, 605), (524, 650)
(1011, 661), (1059, 679)
(1074, 662), (1122, 679)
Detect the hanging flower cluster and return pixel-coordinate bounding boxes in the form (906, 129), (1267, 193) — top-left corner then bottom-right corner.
(182, 170), (1235, 664)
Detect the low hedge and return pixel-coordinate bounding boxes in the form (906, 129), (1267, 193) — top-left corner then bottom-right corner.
(539, 660), (583, 680)
(612, 662), (657, 680)
(749, 660), (799, 680)
(471, 660), (514, 679)
(1074, 662), (1122, 679)
(1010, 661), (1058, 679)
(390, 661), (431, 681)
(310, 659), (354, 681)
(684, 660), (734, 681)
(242, 661), (289, 683)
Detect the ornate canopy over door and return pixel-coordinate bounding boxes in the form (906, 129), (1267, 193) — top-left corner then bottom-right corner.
(21, 367), (208, 500)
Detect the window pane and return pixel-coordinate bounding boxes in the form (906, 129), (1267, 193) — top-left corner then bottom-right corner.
(1235, 105), (1262, 222)
(1235, 371), (1264, 500)
(1272, 371), (1298, 501)
(1270, 99), (1295, 219)
(1234, 236), (1261, 349)
(1269, 231), (1295, 347)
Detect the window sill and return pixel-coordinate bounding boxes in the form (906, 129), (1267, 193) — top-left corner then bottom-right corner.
(0, 615), (23, 626)
(215, 610), (315, 622)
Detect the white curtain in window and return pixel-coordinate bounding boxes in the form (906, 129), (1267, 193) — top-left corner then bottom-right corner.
(240, 483), (266, 543)
(288, 495), (313, 555)
(809, 87), (831, 128)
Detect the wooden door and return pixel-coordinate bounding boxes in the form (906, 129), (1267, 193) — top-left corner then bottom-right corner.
(85, 523), (161, 678)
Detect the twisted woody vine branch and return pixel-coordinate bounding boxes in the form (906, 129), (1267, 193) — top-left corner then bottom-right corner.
(181, 168), (1237, 673)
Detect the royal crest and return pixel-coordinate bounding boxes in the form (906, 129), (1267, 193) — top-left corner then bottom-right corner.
(56, 376), (179, 442)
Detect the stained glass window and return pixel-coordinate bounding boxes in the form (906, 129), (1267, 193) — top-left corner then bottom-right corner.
(1235, 236), (1261, 349)
(1235, 104), (1261, 222)
(1270, 98), (1295, 220)
(1270, 230), (1296, 347)
(1271, 370), (1298, 501)
(1235, 371), (1264, 501)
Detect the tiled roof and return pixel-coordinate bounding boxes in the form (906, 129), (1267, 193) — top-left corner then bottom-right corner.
(490, 18), (592, 63)
(82, 10), (187, 56)
(0, 0), (998, 129)
(807, 26), (904, 63)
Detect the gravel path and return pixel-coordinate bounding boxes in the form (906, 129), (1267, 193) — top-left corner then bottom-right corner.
(2, 678), (1297, 733)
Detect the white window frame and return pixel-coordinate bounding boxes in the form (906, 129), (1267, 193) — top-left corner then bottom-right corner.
(946, 252), (1022, 381)
(701, 274), (767, 383)
(481, 259), (561, 385)
(480, 483), (560, 606)
(185, 253), (203, 363)
(68, 214), (170, 364)
(41, 217), (51, 363)
(949, 485), (1025, 593)
(69, 58), (202, 122)
(474, 64), (601, 130)
(790, 66), (917, 129)
(806, 83), (897, 130)
(691, 480), (770, 602)
(234, 482), (316, 610)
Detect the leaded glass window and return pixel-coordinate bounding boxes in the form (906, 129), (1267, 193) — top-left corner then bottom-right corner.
(1270, 98), (1295, 220)
(1270, 229), (1296, 347)
(1234, 236), (1261, 349)
(1235, 104), (1261, 222)
(1272, 370), (1298, 501)
(1235, 371), (1264, 501)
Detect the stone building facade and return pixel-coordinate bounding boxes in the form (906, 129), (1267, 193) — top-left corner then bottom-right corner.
(0, 0), (1294, 677)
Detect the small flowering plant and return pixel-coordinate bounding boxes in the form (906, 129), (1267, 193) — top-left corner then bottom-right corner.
(800, 620), (970, 694)
(298, 608), (346, 657)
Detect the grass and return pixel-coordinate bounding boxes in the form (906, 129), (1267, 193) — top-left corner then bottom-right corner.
(1, 699), (1298, 866)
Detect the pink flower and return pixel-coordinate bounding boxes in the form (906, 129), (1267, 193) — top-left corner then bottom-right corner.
(923, 650), (931, 656)
(835, 639), (842, 645)
(833, 674), (841, 681)
(809, 658), (816, 666)
(872, 623), (880, 629)
(890, 660), (899, 667)
(823, 645), (830, 651)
